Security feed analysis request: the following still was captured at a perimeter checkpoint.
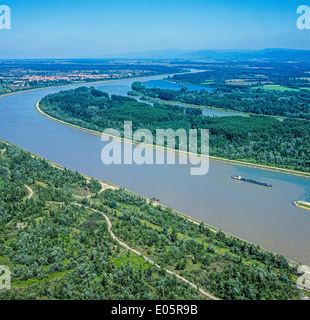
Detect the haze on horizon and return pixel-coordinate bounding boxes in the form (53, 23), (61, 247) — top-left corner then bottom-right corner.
(1, 0), (310, 59)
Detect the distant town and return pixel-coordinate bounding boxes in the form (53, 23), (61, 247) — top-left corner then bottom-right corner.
(0, 59), (181, 95)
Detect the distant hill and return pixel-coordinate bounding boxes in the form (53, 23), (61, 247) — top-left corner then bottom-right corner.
(104, 48), (310, 61)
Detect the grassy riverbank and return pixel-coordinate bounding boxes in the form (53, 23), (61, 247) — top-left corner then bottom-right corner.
(0, 137), (301, 268)
(0, 138), (304, 300)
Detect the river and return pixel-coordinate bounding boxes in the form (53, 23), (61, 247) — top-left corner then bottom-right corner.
(0, 73), (309, 264)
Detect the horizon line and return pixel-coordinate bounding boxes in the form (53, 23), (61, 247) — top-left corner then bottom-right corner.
(1, 47), (310, 60)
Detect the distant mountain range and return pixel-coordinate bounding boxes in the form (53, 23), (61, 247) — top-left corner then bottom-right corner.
(104, 48), (310, 61)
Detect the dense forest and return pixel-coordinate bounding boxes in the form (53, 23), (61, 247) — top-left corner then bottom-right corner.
(39, 87), (310, 172)
(0, 140), (304, 300)
(132, 81), (310, 119)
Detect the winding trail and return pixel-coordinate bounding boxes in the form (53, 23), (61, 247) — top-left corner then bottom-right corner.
(77, 203), (220, 300)
(45, 196), (219, 299)
(28, 187), (306, 297)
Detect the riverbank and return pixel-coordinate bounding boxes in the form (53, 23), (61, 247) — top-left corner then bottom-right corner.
(0, 137), (300, 268)
(0, 137), (118, 191)
(294, 201), (310, 211)
(36, 100), (310, 179)
(0, 77), (141, 100)
(123, 187), (301, 268)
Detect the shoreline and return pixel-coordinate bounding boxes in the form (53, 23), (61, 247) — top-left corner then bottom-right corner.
(0, 79), (124, 99)
(36, 100), (310, 179)
(0, 68), (195, 101)
(0, 137), (300, 267)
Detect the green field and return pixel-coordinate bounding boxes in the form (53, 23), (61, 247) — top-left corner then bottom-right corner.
(252, 85), (300, 92)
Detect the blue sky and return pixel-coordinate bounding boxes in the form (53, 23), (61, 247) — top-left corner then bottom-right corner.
(0, 0), (309, 58)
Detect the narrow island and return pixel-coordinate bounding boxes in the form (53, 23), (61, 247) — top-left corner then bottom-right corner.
(36, 86), (310, 177)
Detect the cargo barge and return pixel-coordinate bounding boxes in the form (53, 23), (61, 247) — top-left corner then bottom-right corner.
(231, 175), (272, 187)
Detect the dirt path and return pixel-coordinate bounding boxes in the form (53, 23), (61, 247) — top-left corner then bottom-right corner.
(74, 180), (118, 199)
(80, 204), (219, 300)
(97, 181), (117, 193)
(88, 180), (118, 196)
(24, 184), (34, 199)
